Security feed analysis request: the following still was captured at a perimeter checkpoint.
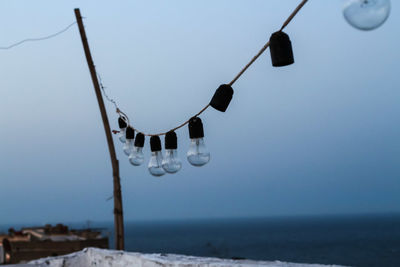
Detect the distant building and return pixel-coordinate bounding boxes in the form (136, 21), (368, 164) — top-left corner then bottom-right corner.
(0, 224), (108, 264)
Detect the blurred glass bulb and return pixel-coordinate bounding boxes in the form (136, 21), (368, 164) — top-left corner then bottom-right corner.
(148, 136), (165, 177)
(118, 129), (126, 143)
(162, 131), (181, 173)
(162, 149), (182, 173)
(129, 133), (145, 166)
(129, 147), (145, 166)
(117, 117), (127, 143)
(122, 127), (135, 156)
(148, 151), (165, 176)
(343, 0), (390, 31)
(123, 138), (133, 155)
(187, 138), (210, 166)
(187, 117), (210, 167)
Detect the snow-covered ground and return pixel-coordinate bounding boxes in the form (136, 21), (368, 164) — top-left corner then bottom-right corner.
(18, 247), (346, 267)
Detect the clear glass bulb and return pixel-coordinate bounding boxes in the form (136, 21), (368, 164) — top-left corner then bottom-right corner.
(118, 128), (126, 143)
(187, 138), (210, 167)
(123, 139), (134, 156)
(162, 149), (182, 173)
(148, 151), (166, 177)
(129, 146), (145, 166)
(343, 0), (390, 31)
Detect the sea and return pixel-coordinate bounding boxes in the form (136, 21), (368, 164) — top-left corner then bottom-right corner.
(1, 214), (400, 267)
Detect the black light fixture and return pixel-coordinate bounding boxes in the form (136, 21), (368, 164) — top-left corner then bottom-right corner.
(118, 117), (127, 129)
(134, 133), (145, 148)
(210, 84), (234, 112)
(165, 131), (178, 150)
(188, 117), (204, 139)
(150, 136), (162, 152)
(269, 31), (294, 67)
(125, 127), (135, 140)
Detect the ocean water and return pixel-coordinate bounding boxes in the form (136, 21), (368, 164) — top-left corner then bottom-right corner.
(112, 214), (400, 267)
(2, 214), (400, 267)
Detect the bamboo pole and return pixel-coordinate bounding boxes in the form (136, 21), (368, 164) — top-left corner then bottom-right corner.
(74, 8), (125, 250)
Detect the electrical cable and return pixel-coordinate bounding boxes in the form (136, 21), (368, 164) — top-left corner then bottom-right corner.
(0, 0), (308, 136)
(113, 0), (308, 136)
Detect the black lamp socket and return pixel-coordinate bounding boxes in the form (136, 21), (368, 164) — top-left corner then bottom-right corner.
(188, 117), (204, 139)
(150, 136), (162, 152)
(134, 133), (145, 147)
(125, 127), (135, 140)
(269, 31), (294, 67)
(118, 117), (127, 129)
(210, 84), (234, 112)
(165, 131), (178, 150)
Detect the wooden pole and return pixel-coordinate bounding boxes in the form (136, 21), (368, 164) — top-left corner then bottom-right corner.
(74, 8), (125, 250)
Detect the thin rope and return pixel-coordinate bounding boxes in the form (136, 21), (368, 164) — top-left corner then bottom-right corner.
(0, 21), (77, 50)
(228, 41), (270, 86)
(280, 0), (308, 31)
(113, 0), (309, 136)
(98, 73), (118, 111)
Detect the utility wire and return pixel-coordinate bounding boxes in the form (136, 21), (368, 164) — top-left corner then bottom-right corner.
(0, 21), (77, 50)
(113, 0), (309, 136)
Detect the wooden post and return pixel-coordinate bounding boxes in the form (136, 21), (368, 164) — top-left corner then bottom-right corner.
(74, 8), (125, 250)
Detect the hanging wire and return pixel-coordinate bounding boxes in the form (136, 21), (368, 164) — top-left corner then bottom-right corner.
(280, 0), (308, 31)
(98, 73), (118, 111)
(1, 0), (308, 136)
(112, 0), (308, 137)
(0, 21), (77, 50)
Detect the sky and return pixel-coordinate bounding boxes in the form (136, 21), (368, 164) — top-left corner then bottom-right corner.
(0, 0), (399, 225)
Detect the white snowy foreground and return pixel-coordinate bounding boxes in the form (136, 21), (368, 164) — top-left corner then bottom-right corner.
(16, 248), (346, 267)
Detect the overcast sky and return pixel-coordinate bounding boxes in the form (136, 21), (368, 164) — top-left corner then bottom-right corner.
(0, 0), (399, 225)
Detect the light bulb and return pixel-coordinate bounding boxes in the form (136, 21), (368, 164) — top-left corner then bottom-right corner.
(148, 151), (165, 176)
(122, 127), (135, 156)
(187, 138), (210, 166)
(129, 146), (145, 166)
(187, 117), (210, 167)
(117, 117), (127, 143)
(123, 139), (134, 156)
(129, 133), (145, 166)
(343, 0), (390, 31)
(162, 150), (182, 173)
(148, 136), (165, 177)
(162, 131), (182, 173)
(118, 128), (126, 143)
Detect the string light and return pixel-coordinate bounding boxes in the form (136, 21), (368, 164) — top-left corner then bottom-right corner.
(162, 131), (182, 173)
(129, 133), (145, 166)
(2, 0), (390, 175)
(187, 117), (210, 167)
(123, 127), (135, 156)
(117, 117), (127, 143)
(113, 0), (310, 175)
(148, 136), (166, 177)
